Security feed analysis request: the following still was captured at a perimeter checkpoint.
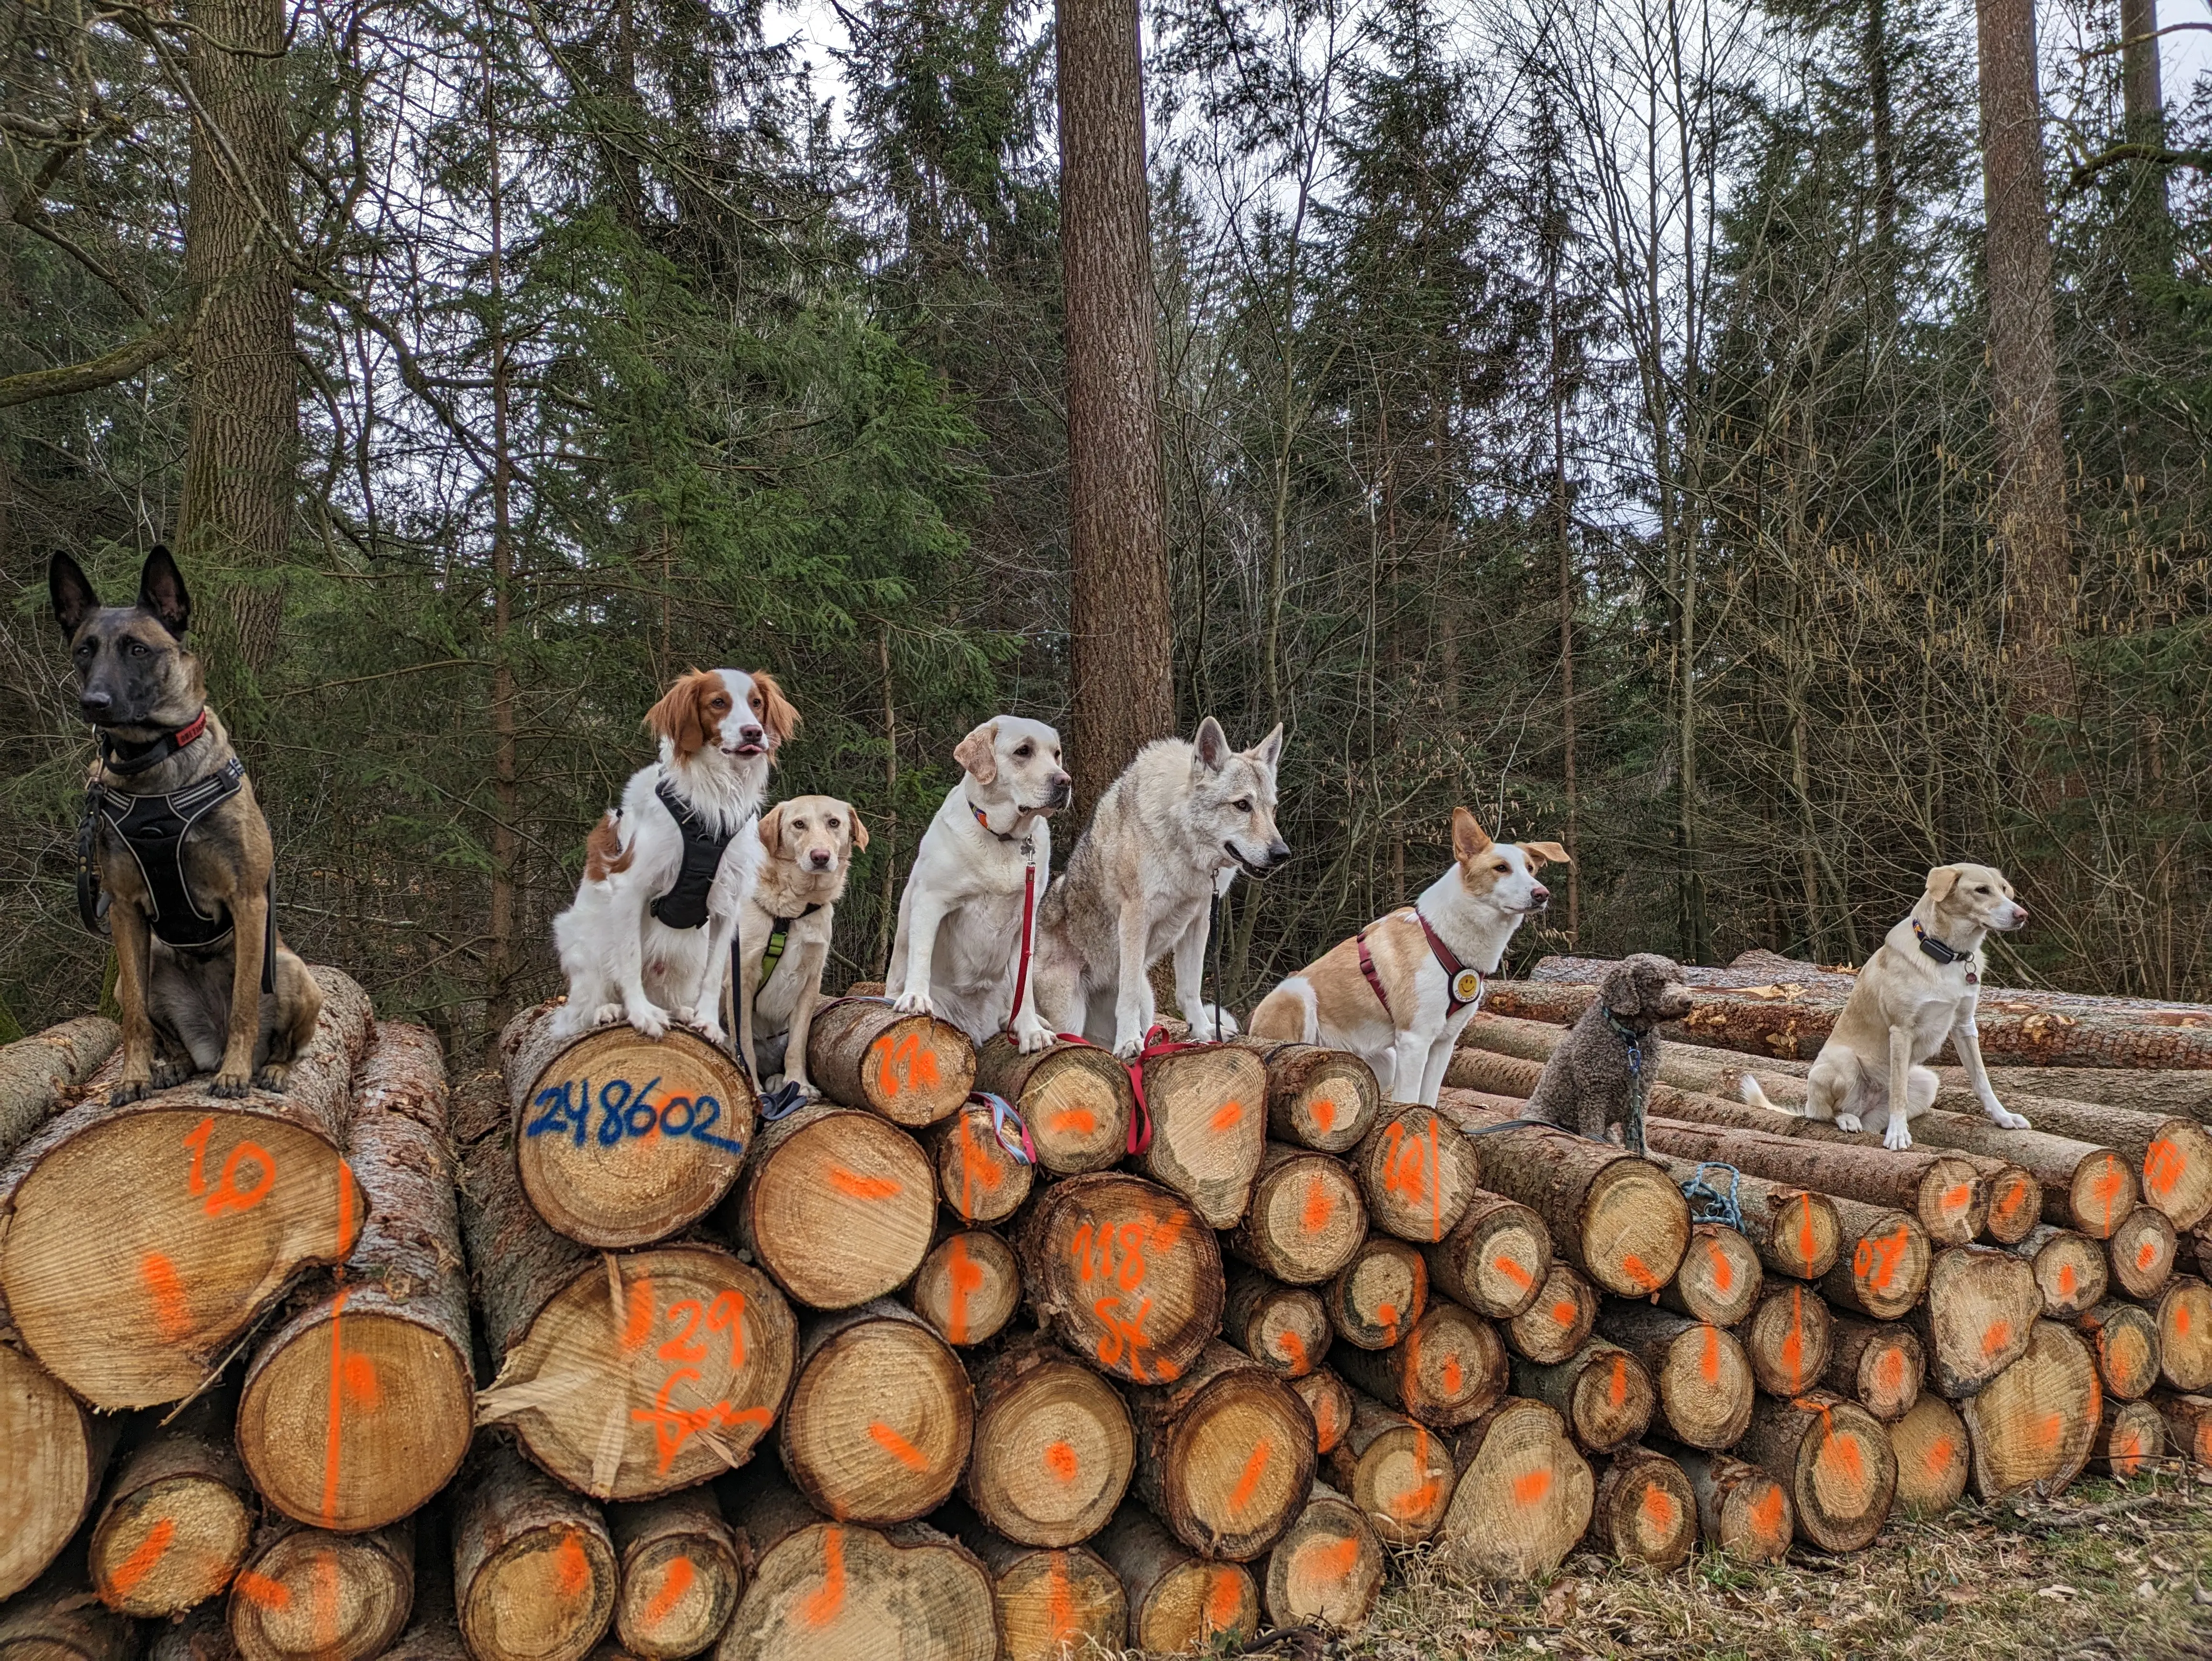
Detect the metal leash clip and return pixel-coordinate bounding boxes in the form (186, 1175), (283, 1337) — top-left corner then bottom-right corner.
(1680, 1160), (1745, 1231)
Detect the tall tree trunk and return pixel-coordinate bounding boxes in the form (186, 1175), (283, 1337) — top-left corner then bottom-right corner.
(1974, 0), (2072, 715)
(1866, 0), (1898, 313)
(1058, 0), (1174, 812)
(483, 22), (520, 1031)
(1548, 253), (1578, 941)
(177, 0), (297, 675)
(2120, 0), (2166, 233)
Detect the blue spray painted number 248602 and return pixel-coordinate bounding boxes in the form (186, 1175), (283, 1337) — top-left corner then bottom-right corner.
(525, 1075), (747, 1155)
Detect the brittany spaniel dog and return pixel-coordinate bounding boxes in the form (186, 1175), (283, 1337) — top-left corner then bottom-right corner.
(552, 668), (798, 1040)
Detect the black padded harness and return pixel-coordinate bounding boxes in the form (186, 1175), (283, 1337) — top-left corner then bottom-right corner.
(650, 779), (740, 930)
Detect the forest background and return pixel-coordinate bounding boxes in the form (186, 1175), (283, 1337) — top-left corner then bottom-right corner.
(4, 0), (2209, 1059)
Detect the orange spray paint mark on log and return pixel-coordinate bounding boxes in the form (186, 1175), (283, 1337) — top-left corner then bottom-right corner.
(101, 1518), (176, 1600)
(1621, 1255), (1660, 1293)
(1780, 1293), (1806, 1391)
(1301, 1534), (1362, 1584)
(1609, 1355), (1629, 1408)
(1049, 1109), (1096, 1137)
(1980, 1321), (2013, 1358)
(1878, 1348), (1905, 1395)
(2057, 1263), (2078, 1297)
(1552, 1299), (1578, 1327)
(1699, 1327), (1721, 1385)
(140, 1251), (190, 1342)
(1210, 1101), (1245, 1135)
(2138, 1239), (2160, 1271)
(955, 1116), (997, 1221)
(1276, 1327), (1310, 1373)
(872, 1031), (940, 1098)
(2179, 1303), (2194, 1339)
(868, 1422), (930, 1472)
(554, 1530), (592, 1598)
(1707, 1238), (1734, 1294)
(2093, 1162), (2125, 1228)
(621, 1277), (657, 1352)
(1939, 1184), (1972, 1218)
(1994, 1178), (2029, 1227)
(1229, 1440), (1273, 1513)
(2146, 1140), (2183, 1199)
(312, 1551), (341, 1652)
(339, 1352), (382, 1411)
(1640, 1484), (1679, 1535)
(1301, 1177), (1335, 1234)
(1821, 1429), (1866, 1487)
(1375, 1303), (1399, 1345)
(1440, 1351), (1464, 1397)
(234, 1570), (290, 1610)
(1798, 1195), (1817, 1267)
(830, 1167), (901, 1201)
(1203, 1568), (1242, 1635)
(1513, 1469), (1553, 1506)
(1749, 1483), (1787, 1539)
(322, 1285), (354, 1525)
(1925, 1435), (1957, 1474)
(641, 1556), (695, 1628)
(1045, 1553), (1075, 1640)
(801, 1529), (846, 1628)
(1493, 1252), (1534, 1292)
(1045, 1440), (1079, 1482)
(1310, 1099), (1337, 1134)
(944, 1235), (983, 1344)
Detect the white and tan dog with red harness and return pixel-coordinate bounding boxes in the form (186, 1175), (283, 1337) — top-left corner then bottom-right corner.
(1249, 808), (1566, 1105)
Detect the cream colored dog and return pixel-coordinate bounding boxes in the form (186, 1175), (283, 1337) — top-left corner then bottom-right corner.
(1248, 808), (1566, 1105)
(1741, 862), (2031, 1150)
(732, 795), (865, 1100)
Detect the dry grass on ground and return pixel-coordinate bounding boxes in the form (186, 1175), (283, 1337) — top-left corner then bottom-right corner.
(1114, 1471), (2212, 1661)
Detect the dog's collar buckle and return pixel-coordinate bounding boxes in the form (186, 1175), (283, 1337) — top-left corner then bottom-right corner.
(1912, 919), (1979, 982)
(96, 708), (210, 776)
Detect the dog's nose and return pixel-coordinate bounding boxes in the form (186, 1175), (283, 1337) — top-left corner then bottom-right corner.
(1050, 773), (1073, 798)
(809, 849), (832, 869)
(78, 690), (111, 716)
(1267, 839), (1289, 865)
(739, 723), (763, 744)
(1531, 884), (1550, 905)
(2013, 903), (2029, 921)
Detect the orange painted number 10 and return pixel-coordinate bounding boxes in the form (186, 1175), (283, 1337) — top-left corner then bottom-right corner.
(183, 1116), (276, 1217)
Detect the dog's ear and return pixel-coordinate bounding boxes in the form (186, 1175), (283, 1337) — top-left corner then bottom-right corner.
(1925, 865), (1963, 904)
(1247, 722), (1285, 772)
(752, 672), (800, 753)
(49, 554), (101, 638)
(1523, 840), (1571, 868)
(1451, 807), (1493, 862)
(757, 800), (785, 851)
(646, 671), (712, 756)
(137, 545), (191, 639)
(1607, 960), (1645, 1018)
(847, 807), (869, 852)
(1193, 716), (1229, 772)
(954, 720), (1000, 785)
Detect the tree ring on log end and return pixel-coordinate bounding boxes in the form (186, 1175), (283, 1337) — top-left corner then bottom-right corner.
(1576, 1160), (1690, 1296)
(967, 1357), (1134, 1547)
(739, 1107), (935, 1310)
(780, 1316), (972, 1524)
(0, 1342), (103, 1599)
(231, 1528), (414, 1661)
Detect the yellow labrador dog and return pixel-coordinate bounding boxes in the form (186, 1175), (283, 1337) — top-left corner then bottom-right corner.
(732, 795), (865, 1101)
(1742, 863), (2030, 1150)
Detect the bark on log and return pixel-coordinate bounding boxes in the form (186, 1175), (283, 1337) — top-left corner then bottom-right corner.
(500, 1005), (756, 1248)
(2006, 1223), (2107, 1318)
(1330, 1300), (1507, 1429)
(2142, 1275), (2212, 1392)
(1896, 1113), (2134, 1240)
(907, 1229), (1019, 1349)
(2092, 1396), (2167, 1479)
(1510, 1340), (1654, 1454)
(1347, 1105), (1483, 1246)
(1224, 1144), (1366, 1285)
(1259, 1483), (1384, 1631)
(1657, 1160), (1836, 1283)
(1131, 1041), (1268, 1228)
(608, 1493), (744, 1661)
(240, 1025), (471, 1532)
(926, 1095), (1033, 1226)
(1741, 1282), (1833, 1399)
(713, 1466), (995, 1661)
(726, 1100), (935, 1311)
(935, 1504), (1125, 1661)
(806, 998), (975, 1128)
(1435, 1093), (1689, 1296)
(962, 1332), (1135, 1548)
(1644, 1118), (1989, 1246)
(89, 1393), (249, 1615)
(1670, 1449), (1794, 1562)
(458, 1072), (796, 1498)
(1974, 1098), (2212, 1232)
(0, 1565), (140, 1661)
(1960, 1320), (2101, 1499)
(1090, 1502), (1258, 1655)
(0, 968), (371, 1408)
(2154, 1393), (2212, 1467)
(453, 1444), (616, 1661)
(1323, 1235), (1427, 1351)
(1658, 1223), (1764, 1328)
(0, 1322), (117, 1600)
(150, 1598), (241, 1661)
(1913, 1245), (2042, 1398)
(1425, 1191), (1553, 1321)
(1016, 1172), (1222, 1385)
(1982, 1066), (2212, 1117)
(780, 1301), (972, 1526)
(971, 1035), (1130, 1176)
(1820, 1317), (1924, 1422)
(230, 1519), (414, 1661)
(0, 1015), (118, 1163)
(1222, 1264), (1330, 1378)
(2107, 1203), (2179, 1301)
(1888, 1394), (1970, 1516)
(1823, 1200), (1932, 1320)
(1594, 1304), (1755, 1450)
(1231, 1039), (1382, 1153)
(1735, 1391), (1896, 1550)
(1586, 1447), (1697, 1570)
(2076, 1298), (2161, 1401)
(1321, 1390), (1457, 1546)
(1291, 1368), (1353, 1458)
(1127, 1339), (1316, 1561)
(1437, 1398), (1593, 1581)
(1503, 1263), (1598, 1364)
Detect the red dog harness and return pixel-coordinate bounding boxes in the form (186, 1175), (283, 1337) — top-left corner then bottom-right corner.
(1356, 909), (1485, 1019)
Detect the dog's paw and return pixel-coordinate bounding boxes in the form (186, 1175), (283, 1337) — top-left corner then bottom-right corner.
(1835, 1113), (1863, 1134)
(1112, 1031), (1145, 1061)
(891, 989), (934, 1017)
(1989, 1107), (2031, 1130)
(1881, 1120), (1914, 1151)
(625, 1003), (671, 1040)
(209, 1067), (254, 1099)
(1185, 1003), (1239, 1041)
(1014, 1019), (1055, 1055)
(148, 1056), (191, 1089)
(589, 1002), (624, 1028)
(693, 1016), (729, 1046)
(109, 1075), (154, 1107)
(252, 1063), (294, 1093)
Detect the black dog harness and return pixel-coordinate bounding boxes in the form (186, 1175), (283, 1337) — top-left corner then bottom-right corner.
(76, 710), (275, 989)
(649, 780), (741, 930)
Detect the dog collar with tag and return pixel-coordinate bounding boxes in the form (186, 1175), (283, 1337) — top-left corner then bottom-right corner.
(1911, 919), (1979, 984)
(98, 709), (210, 776)
(1416, 910), (1485, 1014)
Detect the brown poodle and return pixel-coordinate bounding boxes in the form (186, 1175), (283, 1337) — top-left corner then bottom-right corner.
(1524, 953), (1695, 1152)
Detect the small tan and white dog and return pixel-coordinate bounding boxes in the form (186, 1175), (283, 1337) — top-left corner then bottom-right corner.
(1249, 808), (1565, 1106)
(886, 717), (1073, 1052)
(731, 795), (865, 1100)
(1740, 862), (2031, 1150)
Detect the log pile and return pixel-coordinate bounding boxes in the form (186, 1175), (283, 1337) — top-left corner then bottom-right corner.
(4, 948), (2210, 1661)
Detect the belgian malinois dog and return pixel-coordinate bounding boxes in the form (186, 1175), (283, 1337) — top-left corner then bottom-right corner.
(50, 547), (321, 1102)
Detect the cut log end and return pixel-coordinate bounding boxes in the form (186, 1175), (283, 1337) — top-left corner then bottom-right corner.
(230, 1525), (414, 1661)
(1888, 1394), (1970, 1517)
(2079, 1299), (2162, 1401)
(908, 1230), (1020, 1349)
(929, 1097), (1034, 1226)
(973, 1037), (1131, 1176)
(1589, 1448), (1698, 1571)
(1742, 1283), (1835, 1400)
(1599, 1307), (1756, 1451)
(1961, 1321), (2100, 1500)
(1743, 1392), (1897, 1551)
(1334, 1302), (1506, 1429)
(1325, 1395), (1456, 1546)
(716, 1515), (996, 1661)
(2013, 1226), (2107, 1318)
(1137, 1043), (1269, 1229)
(976, 1543), (1125, 1661)
(1325, 1236), (1427, 1351)
(1513, 1341), (1654, 1455)
(1094, 1502), (1260, 1654)
(1222, 1266), (1331, 1378)
(1676, 1451), (1794, 1563)
(1227, 1147), (1366, 1286)
(2092, 1397), (2167, 1479)
(2066, 1150), (2140, 1242)
(807, 1000), (977, 1128)
(1261, 1488), (1384, 1630)
(965, 1341), (1136, 1549)
(1427, 1192), (1553, 1321)
(88, 1404), (248, 1616)
(608, 1496), (744, 1661)
(1438, 1399), (1594, 1581)
(1504, 1264), (1598, 1364)
(1827, 1207), (1932, 1321)
(1822, 1318), (1924, 1423)
(782, 1304), (973, 1526)
(1916, 1246), (2041, 1398)
(1290, 1369), (1354, 1457)
(1018, 1174), (1223, 1385)
(2147, 1276), (2212, 1392)
(2107, 1204), (2179, 1300)
(0, 1342), (106, 1600)
(736, 1104), (936, 1311)
(1352, 1107), (1483, 1246)
(1130, 1341), (1317, 1561)
(1661, 1224), (1763, 1328)
(1243, 1042), (1382, 1153)
(454, 1451), (618, 1661)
